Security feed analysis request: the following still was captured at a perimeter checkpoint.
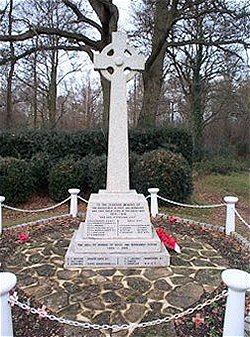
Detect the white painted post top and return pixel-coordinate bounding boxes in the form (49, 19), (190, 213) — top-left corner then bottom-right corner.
(224, 196), (239, 204)
(68, 189), (80, 195)
(222, 269), (250, 291)
(0, 196), (5, 203)
(0, 272), (17, 295)
(148, 188), (160, 194)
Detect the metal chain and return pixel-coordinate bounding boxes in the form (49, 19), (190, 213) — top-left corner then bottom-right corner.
(3, 197), (70, 213)
(157, 195), (225, 209)
(9, 290), (228, 331)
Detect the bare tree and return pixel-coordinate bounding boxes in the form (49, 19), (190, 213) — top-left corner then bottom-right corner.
(0, 0), (118, 127)
(131, 0), (249, 127)
(5, 0), (15, 128)
(131, 0), (249, 160)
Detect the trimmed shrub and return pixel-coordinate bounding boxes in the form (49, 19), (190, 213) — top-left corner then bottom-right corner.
(0, 129), (107, 160)
(86, 152), (141, 193)
(82, 150), (192, 201)
(48, 158), (89, 201)
(30, 152), (56, 194)
(0, 127), (192, 164)
(0, 157), (34, 204)
(129, 127), (193, 165)
(131, 149), (193, 202)
(86, 155), (107, 193)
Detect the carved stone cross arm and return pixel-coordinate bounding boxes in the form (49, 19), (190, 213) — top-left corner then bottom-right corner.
(94, 32), (145, 82)
(94, 32), (145, 193)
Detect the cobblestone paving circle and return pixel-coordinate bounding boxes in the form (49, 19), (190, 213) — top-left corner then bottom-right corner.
(5, 220), (231, 337)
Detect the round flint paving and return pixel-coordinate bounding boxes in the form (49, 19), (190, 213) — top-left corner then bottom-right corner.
(4, 217), (232, 337)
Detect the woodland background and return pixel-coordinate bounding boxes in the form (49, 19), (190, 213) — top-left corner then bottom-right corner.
(0, 0), (249, 161)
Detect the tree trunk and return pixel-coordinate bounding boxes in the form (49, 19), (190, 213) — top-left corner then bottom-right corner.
(192, 45), (204, 161)
(5, 0), (15, 129)
(47, 41), (58, 128)
(138, 49), (165, 127)
(6, 62), (14, 129)
(137, 0), (169, 128)
(100, 74), (110, 128)
(33, 50), (38, 128)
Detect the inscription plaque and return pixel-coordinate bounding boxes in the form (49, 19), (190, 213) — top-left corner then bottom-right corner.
(66, 251), (168, 268)
(84, 201), (150, 238)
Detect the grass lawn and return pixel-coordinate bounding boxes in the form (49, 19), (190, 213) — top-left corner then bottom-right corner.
(160, 172), (249, 239)
(195, 172), (249, 200)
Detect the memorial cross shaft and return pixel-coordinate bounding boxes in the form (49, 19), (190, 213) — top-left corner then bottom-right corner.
(94, 32), (145, 192)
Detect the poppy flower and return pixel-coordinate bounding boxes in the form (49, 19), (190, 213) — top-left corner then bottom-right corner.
(18, 233), (29, 243)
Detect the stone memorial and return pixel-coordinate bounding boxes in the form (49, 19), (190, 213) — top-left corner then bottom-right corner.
(65, 32), (170, 268)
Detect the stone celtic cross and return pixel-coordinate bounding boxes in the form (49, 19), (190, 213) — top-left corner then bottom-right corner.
(94, 32), (145, 192)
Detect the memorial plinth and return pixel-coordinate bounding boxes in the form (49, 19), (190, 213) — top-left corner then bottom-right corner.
(65, 32), (170, 268)
(65, 191), (170, 268)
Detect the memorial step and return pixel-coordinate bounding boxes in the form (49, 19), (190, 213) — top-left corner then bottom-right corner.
(70, 229), (163, 253)
(65, 249), (170, 268)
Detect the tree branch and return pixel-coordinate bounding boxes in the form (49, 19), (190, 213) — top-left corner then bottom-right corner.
(61, 0), (102, 33)
(0, 44), (93, 66)
(0, 26), (101, 49)
(166, 38), (250, 49)
(88, 0), (119, 45)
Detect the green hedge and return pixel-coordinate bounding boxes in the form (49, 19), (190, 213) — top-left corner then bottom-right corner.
(48, 158), (89, 201)
(30, 152), (55, 194)
(129, 127), (192, 165)
(0, 149), (192, 204)
(86, 154), (107, 193)
(131, 149), (193, 202)
(83, 150), (192, 203)
(0, 129), (107, 160)
(0, 157), (34, 204)
(0, 127), (192, 164)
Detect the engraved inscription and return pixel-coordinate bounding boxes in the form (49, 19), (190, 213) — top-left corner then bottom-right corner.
(85, 201), (151, 238)
(67, 253), (169, 268)
(75, 240), (160, 253)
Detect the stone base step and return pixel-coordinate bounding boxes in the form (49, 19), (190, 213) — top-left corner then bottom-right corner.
(71, 227), (162, 253)
(65, 249), (170, 268)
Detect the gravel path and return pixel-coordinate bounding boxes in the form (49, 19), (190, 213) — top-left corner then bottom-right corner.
(2, 216), (249, 337)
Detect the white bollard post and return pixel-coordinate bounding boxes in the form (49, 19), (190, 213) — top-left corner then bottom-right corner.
(68, 189), (80, 218)
(0, 272), (17, 337)
(224, 196), (239, 235)
(222, 269), (250, 337)
(148, 188), (159, 217)
(0, 196), (5, 235)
